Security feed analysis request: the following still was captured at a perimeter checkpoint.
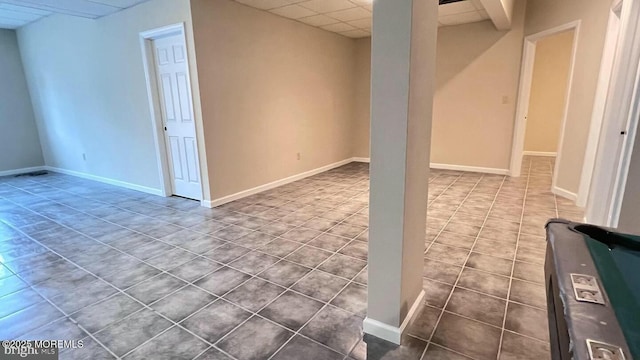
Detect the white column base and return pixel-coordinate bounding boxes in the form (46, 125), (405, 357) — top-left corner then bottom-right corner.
(363, 290), (425, 345)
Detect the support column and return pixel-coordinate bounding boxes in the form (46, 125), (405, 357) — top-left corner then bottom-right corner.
(364, 0), (438, 345)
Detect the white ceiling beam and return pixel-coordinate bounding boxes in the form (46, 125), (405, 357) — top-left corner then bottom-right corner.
(478, 0), (513, 30)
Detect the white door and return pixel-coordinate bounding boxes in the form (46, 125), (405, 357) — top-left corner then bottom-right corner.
(152, 34), (202, 200)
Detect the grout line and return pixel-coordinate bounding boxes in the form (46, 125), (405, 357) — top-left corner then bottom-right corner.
(496, 158), (532, 360)
(421, 174), (508, 359)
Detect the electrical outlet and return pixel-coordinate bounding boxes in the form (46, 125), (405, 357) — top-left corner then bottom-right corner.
(297, 152), (301, 160)
(82, 153), (87, 161)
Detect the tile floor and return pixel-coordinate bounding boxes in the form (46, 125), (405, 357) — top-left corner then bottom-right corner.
(0, 156), (583, 360)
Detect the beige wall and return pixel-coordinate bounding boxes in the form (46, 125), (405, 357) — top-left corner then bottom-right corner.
(524, 30), (574, 154)
(525, 0), (612, 194)
(432, 1), (526, 170)
(191, 0), (358, 200)
(18, 0), (200, 194)
(0, 29), (43, 173)
(353, 37), (371, 158)
(351, 1), (527, 171)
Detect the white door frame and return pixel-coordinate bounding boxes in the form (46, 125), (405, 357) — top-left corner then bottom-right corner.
(139, 23), (205, 202)
(509, 21), (580, 200)
(578, 1), (623, 209)
(586, 0), (640, 227)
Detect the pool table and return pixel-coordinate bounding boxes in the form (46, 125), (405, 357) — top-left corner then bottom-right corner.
(545, 219), (639, 360)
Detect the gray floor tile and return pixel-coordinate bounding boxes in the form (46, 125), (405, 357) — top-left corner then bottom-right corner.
(257, 238), (302, 257)
(0, 287), (44, 318)
(181, 300), (251, 343)
(318, 253), (366, 279)
(509, 279), (546, 309)
(94, 308), (172, 356)
(446, 287), (506, 327)
(300, 305), (363, 355)
(426, 243), (470, 266)
(124, 326), (208, 360)
(151, 285), (216, 322)
(423, 259), (462, 285)
(292, 270), (349, 302)
(258, 260), (311, 287)
(223, 277), (285, 312)
(72, 293), (143, 333)
(61, 337), (115, 360)
(229, 251), (279, 275)
(272, 336), (342, 360)
(457, 267), (510, 298)
(100, 263), (161, 289)
(218, 316), (293, 360)
(432, 312), (501, 360)
(260, 291), (323, 330)
(422, 343), (473, 359)
(422, 278), (452, 309)
(407, 304), (440, 339)
(169, 257), (222, 282)
(504, 302), (549, 342)
(512, 261), (545, 284)
(499, 330), (550, 360)
(194, 266), (251, 296)
(331, 282), (367, 317)
(285, 245), (332, 268)
(465, 252), (513, 276)
(146, 247), (197, 271)
(126, 273), (186, 304)
(308, 234), (351, 252)
(204, 243), (251, 264)
(350, 335), (427, 360)
(0, 302), (65, 339)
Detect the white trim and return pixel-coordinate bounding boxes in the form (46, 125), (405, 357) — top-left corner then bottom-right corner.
(139, 23), (205, 201)
(430, 163), (510, 175)
(363, 290), (425, 345)
(522, 151), (557, 157)
(509, 20), (581, 194)
(578, 9), (621, 208)
(552, 186), (577, 202)
(0, 166), (46, 177)
(44, 166), (163, 196)
(205, 158), (356, 208)
(352, 157), (371, 163)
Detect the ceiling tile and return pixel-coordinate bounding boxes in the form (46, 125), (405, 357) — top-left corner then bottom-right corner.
(270, 4), (316, 19)
(438, 0), (476, 16)
(326, 6), (369, 21)
(298, 14), (340, 26)
(85, 0), (148, 9)
(321, 21), (355, 32)
(0, 0), (118, 18)
(439, 11), (484, 26)
(349, 0), (372, 11)
(0, 15), (26, 26)
(299, 0), (356, 13)
(340, 28), (369, 38)
(0, 3), (50, 15)
(233, 0), (301, 10)
(469, 0), (484, 10)
(346, 17), (370, 29)
(0, 7), (44, 21)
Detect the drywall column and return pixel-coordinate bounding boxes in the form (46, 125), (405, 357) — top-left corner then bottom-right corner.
(364, 0), (438, 345)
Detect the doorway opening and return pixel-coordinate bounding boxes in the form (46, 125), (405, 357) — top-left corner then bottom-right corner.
(510, 21), (580, 202)
(139, 23), (204, 201)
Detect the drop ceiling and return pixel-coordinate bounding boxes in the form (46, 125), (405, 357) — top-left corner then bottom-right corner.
(233, 0), (491, 38)
(0, 0), (150, 29)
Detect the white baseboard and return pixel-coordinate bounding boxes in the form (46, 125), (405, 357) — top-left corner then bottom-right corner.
(552, 186), (577, 202)
(352, 157), (370, 163)
(206, 158), (356, 208)
(44, 166), (163, 196)
(363, 290), (425, 345)
(430, 163), (510, 175)
(523, 151), (557, 157)
(0, 166), (46, 177)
